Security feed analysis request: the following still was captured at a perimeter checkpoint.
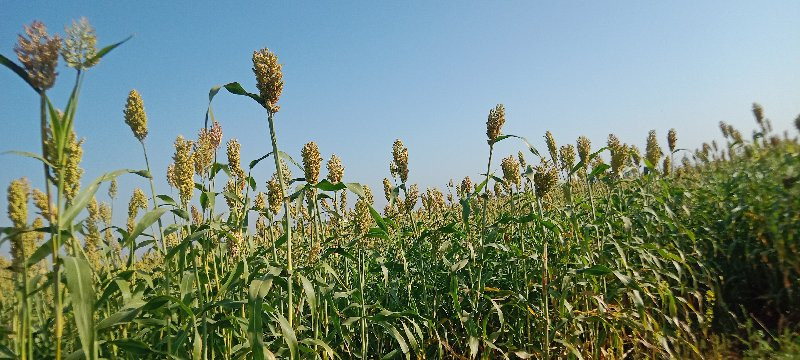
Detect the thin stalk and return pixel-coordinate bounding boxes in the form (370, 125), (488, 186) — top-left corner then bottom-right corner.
(534, 183), (550, 359)
(140, 141), (172, 353)
(266, 111), (295, 335)
(476, 143), (494, 310)
(40, 91), (62, 360)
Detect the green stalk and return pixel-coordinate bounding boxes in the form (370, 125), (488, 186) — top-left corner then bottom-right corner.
(476, 143), (494, 310)
(359, 247), (367, 358)
(266, 111), (295, 335)
(140, 140), (172, 353)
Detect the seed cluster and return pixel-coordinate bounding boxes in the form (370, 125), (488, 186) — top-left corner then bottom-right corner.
(486, 104), (505, 142)
(124, 90), (148, 142)
(252, 48), (283, 113)
(391, 139), (409, 183)
(326, 154), (344, 183)
(646, 130), (663, 167)
(62, 17), (98, 70)
(14, 21), (60, 90)
(501, 155), (521, 189)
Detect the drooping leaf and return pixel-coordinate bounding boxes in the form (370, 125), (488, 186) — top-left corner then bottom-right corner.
(63, 256), (96, 360)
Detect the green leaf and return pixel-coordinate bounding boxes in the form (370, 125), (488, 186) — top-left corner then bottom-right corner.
(588, 163), (610, 181)
(275, 312), (298, 359)
(26, 237), (57, 267)
(156, 194), (178, 208)
(61, 169), (148, 229)
(87, 35), (132, 64)
(63, 256), (96, 360)
(224, 82), (264, 107)
(249, 152), (273, 170)
(369, 205), (389, 233)
(2, 150), (57, 168)
(315, 179), (346, 192)
(496, 134), (542, 158)
(299, 274), (317, 314)
(0, 53), (36, 90)
(96, 306), (142, 331)
(0, 344), (16, 359)
(579, 264), (613, 276)
(123, 208), (167, 247)
(108, 338), (152, 354)
(192, 329), (202, 360)
(345, 182), (367, 198)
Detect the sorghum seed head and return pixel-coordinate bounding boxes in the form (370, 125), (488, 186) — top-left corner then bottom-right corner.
(339, 191), (347, 213)
(87, 197), (99, 221)
(629, 145), (642, 167)
(576, 136), (591, 165)
(61, 17), (98, 70)
(124, 90), (148, 141)
(301, 141), (322, 184)
(404, 184), (419, 212)
(534, 161), (558, 196)
(208, 121), (223, 149)
(517, 151), (526, 169)
(279, 158), (292, 182)
(98, 202), (112, 225)
(32, 188), (55, 219)
(353, 198), (371, 237)
(545, 131), (558, 165)
(172, 136), (195, 207)
(362, 185), (374, 205)
(459, 176), (472, 199)
(422, 187), (445, 213)
(224, 178), (240, 210)
(255, 192), (266, 211)
(226, 139), (244, 180)
(63, 130), (85, 200)
(501, 155), (521, 188)
(252, 48), (284, 113)
(109, 178), (118, 199)
(645, 130), (662, 167)
(752, 102), (764, 127)
(493, 182), (504, 198)
(662, 157), (672, 175)
(719, 121), (730, 138)
(166, 164), (177, 188)
(794, 114), (800, 133)
(266, 175), (283, 215)
(486, 104), (506, 142)
(382, 178), (392, 202)
(391, 139), (409, 183)
(191, 205), (202, 225)
(194, 127), (215, 176)
(126, 188), (148, 233)
(667, 128), (678, 153)
(228, 232), (242, 259)
(14, 20), (61, 90)
(7, 178), (30, 229)
(559, 144), (576, 173)
(326, 154), (344, 183)
(730, 127), (743, 143)
(608, 134), (627, 176)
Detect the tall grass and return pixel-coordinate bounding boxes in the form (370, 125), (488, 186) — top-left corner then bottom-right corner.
(1, 18), (799, 359)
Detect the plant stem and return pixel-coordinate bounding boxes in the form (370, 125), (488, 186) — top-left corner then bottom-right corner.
(266, 111), (295, 336)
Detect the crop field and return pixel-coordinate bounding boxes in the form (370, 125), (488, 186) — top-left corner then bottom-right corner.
(1, 18), (799, 359)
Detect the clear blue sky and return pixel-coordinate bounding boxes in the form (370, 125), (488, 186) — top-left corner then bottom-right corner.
(1, 1), (799, 242)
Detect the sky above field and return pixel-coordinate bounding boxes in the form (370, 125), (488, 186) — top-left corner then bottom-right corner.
(1, 1), (800, 244)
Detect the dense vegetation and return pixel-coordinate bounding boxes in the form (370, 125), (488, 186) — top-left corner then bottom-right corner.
(1, 18), (799, 359)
